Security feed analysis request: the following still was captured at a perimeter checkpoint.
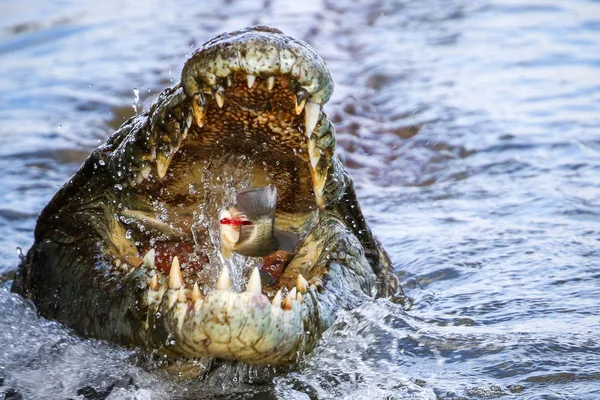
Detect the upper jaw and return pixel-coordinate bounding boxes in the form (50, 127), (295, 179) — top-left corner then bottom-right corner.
(105, 27), (338, 209)
(177, 26), (337, 208)
(181, 26), (334, 108)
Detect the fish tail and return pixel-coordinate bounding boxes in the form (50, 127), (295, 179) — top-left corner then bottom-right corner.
(235, 185), (277, 222)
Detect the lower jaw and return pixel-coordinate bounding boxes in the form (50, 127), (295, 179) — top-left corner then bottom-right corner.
(137, 262), (318, 364)
(113, 150), (324, 362)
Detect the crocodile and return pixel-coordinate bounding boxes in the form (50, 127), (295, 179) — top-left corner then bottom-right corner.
(12, 26), (402, 367)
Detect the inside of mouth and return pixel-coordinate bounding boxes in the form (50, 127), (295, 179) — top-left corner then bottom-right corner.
(121, 73), (319, 297)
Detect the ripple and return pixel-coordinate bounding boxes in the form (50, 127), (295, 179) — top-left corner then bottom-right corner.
(1, 0), (600, 397)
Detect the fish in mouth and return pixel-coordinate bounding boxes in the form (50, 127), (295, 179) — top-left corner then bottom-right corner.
(219, 184), (301, 260)
(12, 26), (402, 366)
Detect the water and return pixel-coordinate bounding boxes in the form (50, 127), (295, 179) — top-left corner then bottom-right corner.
(1, 0), (599, 398)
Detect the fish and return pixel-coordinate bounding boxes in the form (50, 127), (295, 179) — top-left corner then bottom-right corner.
(219, 185), (301, 258)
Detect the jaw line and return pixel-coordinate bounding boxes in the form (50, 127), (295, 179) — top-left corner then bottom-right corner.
(141, 257), (318, 364)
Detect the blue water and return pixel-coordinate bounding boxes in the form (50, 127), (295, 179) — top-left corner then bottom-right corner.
(1, 0), (599, 398)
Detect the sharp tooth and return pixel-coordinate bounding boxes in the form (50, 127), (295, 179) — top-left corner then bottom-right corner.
(192, 283), (202, 301)
(272, 288), (283, 308)
(186, 113), (193, 129)
(193, 94), (206, 128)
(156, 152), (172, 179)
(214, 87), (225, 108)
(304, 101), (320, 138)
(140, 163), (151, 179)
(314, 172), (326, 197)
(114, 259), (122, 268)
(287, 287), (297, 301)
(143, 249), (156, 268)
(247, 74), (256, 89)
(296, 292), (304, 303)
(282, 287), (297, 310)
(295, 90), (308, 115)
(177, 287), (187, 302)
(295, 98), (307, 115)
(169, 256), (183, 289)
(312, 167), (327, 208)
(314, 190), (325, 208)
(246, 267), (262, 295)
(310, 151), (321, 169)
(267, 76), (275, 91)
(309, 139), (321, 168)
(226, 75), (233, 87)
(148, 275), (159, 291)
(215, 93), (225, 108)
(296, 274), (308, 294)
(216, 266), (231, 290)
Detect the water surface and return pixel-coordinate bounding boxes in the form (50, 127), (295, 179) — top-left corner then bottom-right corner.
(1, 0), (599, 398)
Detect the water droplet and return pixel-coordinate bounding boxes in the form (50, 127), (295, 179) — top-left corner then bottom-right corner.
(132, 88), (140, 112)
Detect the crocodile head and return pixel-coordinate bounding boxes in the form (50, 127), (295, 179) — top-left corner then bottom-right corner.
(13, 27), (401, 366)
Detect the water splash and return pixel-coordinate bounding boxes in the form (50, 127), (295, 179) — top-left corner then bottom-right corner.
(132, 87), (140, 113)
(189, 155), (261, 292)
(275, 300), (436, 399)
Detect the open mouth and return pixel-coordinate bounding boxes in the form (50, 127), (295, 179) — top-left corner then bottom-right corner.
(107, 27), (337, 363)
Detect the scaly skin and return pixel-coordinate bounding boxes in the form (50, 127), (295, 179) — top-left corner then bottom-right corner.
(12, 26), (402, 366)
